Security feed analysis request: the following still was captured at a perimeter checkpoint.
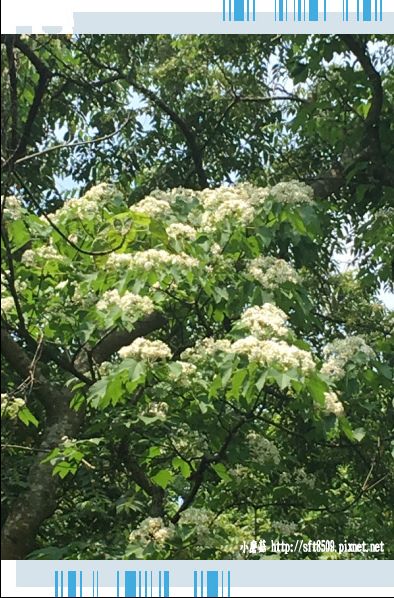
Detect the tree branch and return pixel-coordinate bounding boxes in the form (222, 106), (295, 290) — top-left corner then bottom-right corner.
(121, 444), (165, 518)
(1, 327), (83, 559)
(1, 36), (52, 172)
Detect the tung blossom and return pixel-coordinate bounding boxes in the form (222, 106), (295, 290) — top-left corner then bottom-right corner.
(118, 337), (172, 362)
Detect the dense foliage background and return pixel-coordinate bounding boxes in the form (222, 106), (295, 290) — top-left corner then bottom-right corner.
(1, 34), (393, 560)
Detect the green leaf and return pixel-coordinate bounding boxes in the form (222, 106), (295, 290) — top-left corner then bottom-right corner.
(18, 407), (39, 427)
(149, 219), (168, 243)
(230, 369), (247, 399)
(273, 371), (292, 391)
(152, 469), (174, 489)
(353, 428), (366, 442)
(168, 362), (183, 377)
(256, 370), (268, 391)
(209, 374), (222, 398)
(88, 378), (109, 409)
(339, 417), (354, 441)
(53, 461), (77, 479)
(41, 447), (60, 464)
(8, 220), (31, 250)
(307, 375), (328, 405)
(212, 463), (231, 482)
(172, 456), (191, 479)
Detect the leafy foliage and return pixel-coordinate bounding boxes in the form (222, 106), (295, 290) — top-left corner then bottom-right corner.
(1, 34), (393, 561)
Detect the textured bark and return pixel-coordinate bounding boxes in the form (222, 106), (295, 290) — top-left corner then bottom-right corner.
(1, 396), (83, 559)
(1, 328), (83, 559)
(1, 312), (167, 558)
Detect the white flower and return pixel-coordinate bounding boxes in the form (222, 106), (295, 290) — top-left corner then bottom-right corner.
(324, 391), (345, 417)
(247, 256), (299, 289)
(178, 508), (215, 543)
(148, 401), (169, 417)
(1, 394), (26, 418)
(96, 290), (154, 317)
(106, 249), (199, 271)
(270, 180), (314, 206)
(166, 223), (197, 241)
(98, 361), (113, 377)
(130, 197), (171, 217)
(198, 184), (269, 210)
(231, 336), (315, 374)
(180, 338), (232, 364)
(246, 432), (281, 465)
(68, 233), (78, 245)
(51, 183), (122, 223)
(210, 243), (222, 257)
(2, 195), (24, 220)
(22, 243), (64, 266)
(1, 296), (15, 313)
(168, 360), (200, 387)
(321, 336), (375, 381)
(292, 467), (316, 489)
(200, 197), (255, 232)
(228, 464), (256, 482)
(241, 304), (289, 339)
(21, 249), (36, 267)
(129, 517), (174, 545)
(36, 244), (63, 261)
(118, 337), (172, 361)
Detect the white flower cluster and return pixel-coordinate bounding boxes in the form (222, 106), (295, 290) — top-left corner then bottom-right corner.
(2, 195), (24, 220)
(178, 508), (215, 543)
(168, 360), (200, 387)
(71, 286), (96, 308)
(96, 289), (154, 317)
(171, 426), (208, 459)
(181, 334), (315, 375)
(21, 250), (36, 267)
(321, 336), (375, 380)
(200, 197), (255, 232)
(270, 180), (314, 206)
(324, 391), (345, 418)
(118, 337), (172, 361)
(84, 183), (122, 204)
(180, 338), (232, 364)
(166, 223), (197, 241)
(246, 432), (281, 465)
(130, 196), (171, 217)
(1, 394), (25, 407)
(1, 394), (26, 418)
(37, 244), (64, 261)
(231, 337), (316, 375)
(129, 517), (174, 545)
(247, 256), (299, 289)
(1, 296), (15, 313)
(151, 187), (197, 201)
(148, 401), (169, 417)
(98, 361), (113, 377)
(241, 304), (289, 339)
(21, 243), (64, 266)
(272, 521), (298, 535)
(280, 467), (316, 489)
(228, 464), (257, 482)
(106, 249), (199, 271)
(210, 243), (222, 257)
(199, 184), (270, 209)
(51, 183), (122, 223)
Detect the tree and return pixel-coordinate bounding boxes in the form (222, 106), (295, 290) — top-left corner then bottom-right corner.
(1, 34), (393, 560)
